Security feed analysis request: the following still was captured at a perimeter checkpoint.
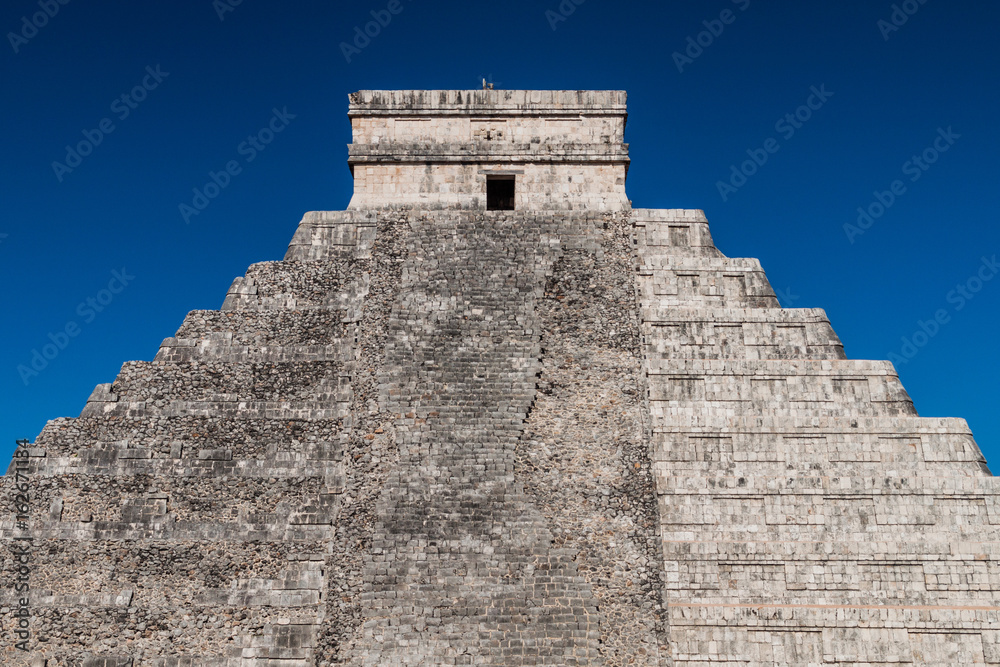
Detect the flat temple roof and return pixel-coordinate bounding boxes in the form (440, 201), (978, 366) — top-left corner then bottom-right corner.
(348, 90), (628, 116)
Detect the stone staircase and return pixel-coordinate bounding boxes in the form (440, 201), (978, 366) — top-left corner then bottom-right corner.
(345, 213), (603, 665)
(2, 205), (997, 666)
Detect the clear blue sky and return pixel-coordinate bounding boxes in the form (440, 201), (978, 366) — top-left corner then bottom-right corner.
(2, 0), (998, 469)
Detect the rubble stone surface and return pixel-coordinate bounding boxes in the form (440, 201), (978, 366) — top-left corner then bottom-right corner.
(2, 90), (996, 666)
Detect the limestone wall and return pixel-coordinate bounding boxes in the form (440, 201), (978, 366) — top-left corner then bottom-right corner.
(349, 163), (627, 211)
(0, 210), (403, 666)
(2, 88), (998, 666)
(637, 208), (1000, 666)
(0, 209), (667, 666)
(346, 90), (630, 210)
(3, 204), (999, 666)
(351, 114), (625, 146)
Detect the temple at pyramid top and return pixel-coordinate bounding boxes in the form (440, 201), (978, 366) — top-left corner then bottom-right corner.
(7, 87), (999, 667)
(346, 89), (630, 211)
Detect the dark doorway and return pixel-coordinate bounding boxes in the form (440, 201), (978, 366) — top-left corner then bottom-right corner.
(487, 176), (515, 210)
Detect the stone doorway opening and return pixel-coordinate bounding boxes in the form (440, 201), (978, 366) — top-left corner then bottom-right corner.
(487, 175), (516, 210)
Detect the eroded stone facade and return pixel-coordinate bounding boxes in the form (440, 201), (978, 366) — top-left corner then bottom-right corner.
(347, 90), (629, 211)
(1, 90), (997, 666)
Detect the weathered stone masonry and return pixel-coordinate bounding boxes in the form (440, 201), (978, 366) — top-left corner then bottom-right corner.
(2, 90), (998, 666)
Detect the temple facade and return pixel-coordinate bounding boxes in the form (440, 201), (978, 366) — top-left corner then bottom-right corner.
(2, 90), (998, 666)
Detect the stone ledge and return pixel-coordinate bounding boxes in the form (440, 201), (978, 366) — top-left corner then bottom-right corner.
(348, 89), (628, 115)
(347, 142), (630, 164)
(633, 208), (710, 223)
(647, 358), (900, 375)
(642, 306), (833, 324)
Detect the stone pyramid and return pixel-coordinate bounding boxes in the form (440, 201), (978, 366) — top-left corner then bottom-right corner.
(3, 90), (998, 666)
